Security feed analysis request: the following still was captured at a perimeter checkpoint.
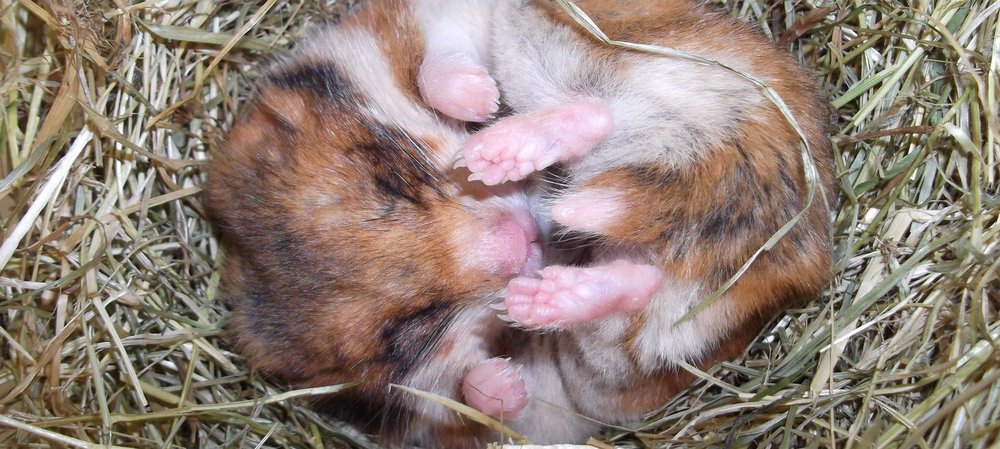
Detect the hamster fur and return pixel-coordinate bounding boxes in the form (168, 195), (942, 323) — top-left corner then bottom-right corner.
(204, 1), (543, 446)
(206, 0), (836, 446)
(416, 0), (836, 441)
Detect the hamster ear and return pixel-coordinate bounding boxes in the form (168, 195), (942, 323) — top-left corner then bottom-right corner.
(258, 87), (313, 132)
(222, 88), (314, 160)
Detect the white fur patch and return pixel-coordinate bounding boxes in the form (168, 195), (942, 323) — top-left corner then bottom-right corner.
(632, 278), (734, 372)
(299, 26), (464, 170)
(413, 0), (495, 63)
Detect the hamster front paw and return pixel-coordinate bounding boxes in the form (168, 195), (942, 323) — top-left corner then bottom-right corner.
(462, 357), (528, 419)
(418, 54), (500, 122)
(504, 260), (663, 328)
(461, 98), (614, 185)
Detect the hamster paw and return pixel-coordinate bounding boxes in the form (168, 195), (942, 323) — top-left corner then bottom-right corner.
(418, 54), (499, 122)
(505, 260), (663, 327)
(550, 187), (627, 235)
(462, 99), (614, 185)
(462, 357), (528, 419)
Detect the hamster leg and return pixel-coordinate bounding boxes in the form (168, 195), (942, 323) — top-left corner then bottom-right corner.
(461, 98), (614, 185)
(462, 357), (528, 418)
(418, 54), (500, 122)
(504, 260), (663, 328)
(414, 0), (498, 122)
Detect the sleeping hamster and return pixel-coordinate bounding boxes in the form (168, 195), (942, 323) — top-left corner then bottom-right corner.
(206, 0), (836, 446)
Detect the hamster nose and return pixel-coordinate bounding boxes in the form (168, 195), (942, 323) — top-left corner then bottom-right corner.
(481, 216), (534, 277)
(478, 204), (547, 277)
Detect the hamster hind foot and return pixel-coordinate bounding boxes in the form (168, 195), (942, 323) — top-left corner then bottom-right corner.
(462, 99), (614, 185)
(505, 260), (663, 328)
(462, 357), (528, 419)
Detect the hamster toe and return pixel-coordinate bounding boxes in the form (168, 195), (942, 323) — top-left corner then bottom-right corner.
(418, 54), (499, 122)
(507, 277), (541, 295)
(462, 358), (528, 418)
(480, 165), (507, 186)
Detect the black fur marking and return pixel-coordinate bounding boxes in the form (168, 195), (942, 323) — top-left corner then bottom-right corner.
(245, 283), (268, 307)
(378, 301), (455, 380)
(700, 210), (727, 238)
(732, 210), (755, 234)
(354, 125), (446, 207)
(268, 220), (304, 256)
(699, 200), (744, 239)
(374, 174), (418, 204)
(628, 165), (678, 187)
(267, 63), (354, 101)
(660, 223), (691, 261)
(774, 149), (799, 192)
(708, 261), (741, 289)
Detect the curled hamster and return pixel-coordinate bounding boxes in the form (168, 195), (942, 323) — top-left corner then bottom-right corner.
(417, 0), (835, 441)
(206, 0), (836, 446)
(204, 1), (542, 446)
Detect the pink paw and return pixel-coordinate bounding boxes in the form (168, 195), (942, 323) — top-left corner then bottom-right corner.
(462, 357), (527, 419)
(505, 260), (663, 328)
(418, 54), (499, 122)
(461, 99), (614, 185)
(550, 188), (627, 234)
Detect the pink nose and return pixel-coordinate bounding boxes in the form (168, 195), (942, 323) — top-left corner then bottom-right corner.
(480, 211), (541, 277)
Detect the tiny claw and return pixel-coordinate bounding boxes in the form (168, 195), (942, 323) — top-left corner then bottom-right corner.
(488, 302), (507, 311)
(453, 156), (467, 169)
(496, 313), (514, 323)
(468, 172), (483, 182)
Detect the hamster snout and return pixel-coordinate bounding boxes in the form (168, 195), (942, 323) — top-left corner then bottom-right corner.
(458, 207), (543, 278)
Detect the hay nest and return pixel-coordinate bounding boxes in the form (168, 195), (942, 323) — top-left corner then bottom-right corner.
(1, 0), (997, 447)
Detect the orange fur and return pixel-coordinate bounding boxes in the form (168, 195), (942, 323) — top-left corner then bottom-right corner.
(204, 3), (516, 443)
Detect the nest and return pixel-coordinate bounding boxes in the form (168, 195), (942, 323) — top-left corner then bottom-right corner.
(1, 0), (997, 447)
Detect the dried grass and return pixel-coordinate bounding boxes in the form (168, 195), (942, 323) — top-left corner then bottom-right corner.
(1, 0), (997, 448)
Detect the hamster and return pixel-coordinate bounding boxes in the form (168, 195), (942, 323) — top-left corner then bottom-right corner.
(204, 1), (543, 446)
(205, 0), (836, 446)
(415, 0), (836, 441)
